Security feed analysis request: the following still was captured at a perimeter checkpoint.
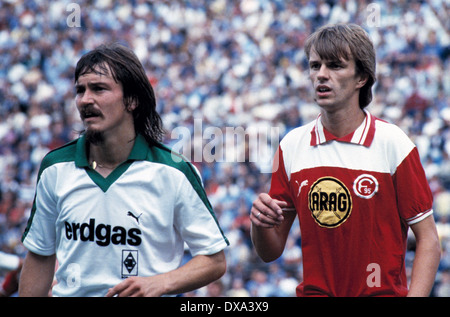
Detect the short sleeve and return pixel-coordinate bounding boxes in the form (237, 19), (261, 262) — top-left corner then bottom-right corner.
(22, 167), (58, 256)
(174, 171), (228, 257)
(268, 147), (295, 210)
(393, 147), (433, 225)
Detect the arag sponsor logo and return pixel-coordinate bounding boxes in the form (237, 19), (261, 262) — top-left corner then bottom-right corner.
(308, 177), (352, 228)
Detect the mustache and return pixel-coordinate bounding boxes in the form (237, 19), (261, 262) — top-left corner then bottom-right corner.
(80, 106), (102, 119)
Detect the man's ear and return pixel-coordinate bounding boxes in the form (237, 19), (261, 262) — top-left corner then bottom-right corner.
(356, 73), (369, 89)
(125, 97), (138, 112)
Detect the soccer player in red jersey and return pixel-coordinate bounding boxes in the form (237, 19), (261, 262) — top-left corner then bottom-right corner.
(250, 23), (440, 297)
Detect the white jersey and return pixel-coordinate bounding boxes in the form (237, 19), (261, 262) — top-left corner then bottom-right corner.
(22, 134), (229, 296)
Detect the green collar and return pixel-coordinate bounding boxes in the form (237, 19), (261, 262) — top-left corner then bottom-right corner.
(74, 134), (149, 192)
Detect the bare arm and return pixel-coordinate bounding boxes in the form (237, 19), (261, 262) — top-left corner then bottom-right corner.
(407, 215), (441, 297)
(19, 252), (56, 297)
(105, 250), (226, 297)
(250, 193), (296, 262)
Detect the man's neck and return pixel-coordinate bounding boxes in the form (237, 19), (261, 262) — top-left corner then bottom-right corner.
(88, 131), (136, 172)
(320, 106), (366, 138)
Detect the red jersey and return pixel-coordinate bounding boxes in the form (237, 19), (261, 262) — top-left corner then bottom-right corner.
(269, 111), (433, 297)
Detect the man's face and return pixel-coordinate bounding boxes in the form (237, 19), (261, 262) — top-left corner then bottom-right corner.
(75, 65), (135, 143)
(308, 48), (366, 111)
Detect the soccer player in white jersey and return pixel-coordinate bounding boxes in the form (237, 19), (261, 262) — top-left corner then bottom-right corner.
(19, 43), (228, 297)
(250, 24), (440, 297)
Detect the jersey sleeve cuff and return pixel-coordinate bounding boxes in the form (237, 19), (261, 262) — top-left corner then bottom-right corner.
(406, 209), (434, 225)
(22, 239), (56, 257)
(189, 239), (228, 257)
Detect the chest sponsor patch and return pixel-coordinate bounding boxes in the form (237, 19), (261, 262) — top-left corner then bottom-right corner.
(308, 177), (352, 228)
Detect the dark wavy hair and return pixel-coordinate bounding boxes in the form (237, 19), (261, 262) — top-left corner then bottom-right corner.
(305, 23), (376, 109)
(74, 43), (164, 145)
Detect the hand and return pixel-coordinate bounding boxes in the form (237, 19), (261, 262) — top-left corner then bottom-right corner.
(250, 193), (288, 228)
(105, 275), (166, 297)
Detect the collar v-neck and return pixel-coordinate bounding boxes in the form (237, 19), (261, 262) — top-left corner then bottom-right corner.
(74, 134), (149, 192)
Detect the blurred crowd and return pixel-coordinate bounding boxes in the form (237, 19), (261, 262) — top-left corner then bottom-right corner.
(0, 0), (449, 297)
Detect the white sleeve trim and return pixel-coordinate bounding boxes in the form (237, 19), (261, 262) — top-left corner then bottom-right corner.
(406, 209), (434, 225)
